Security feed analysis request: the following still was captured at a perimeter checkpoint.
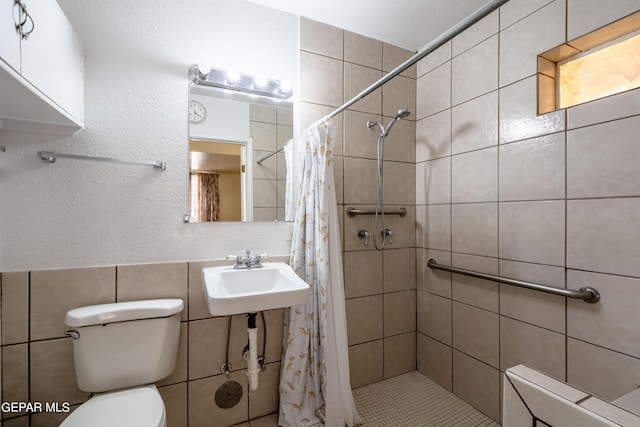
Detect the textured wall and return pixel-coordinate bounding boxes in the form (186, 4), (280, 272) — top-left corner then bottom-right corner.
(0, 0), (298, 271)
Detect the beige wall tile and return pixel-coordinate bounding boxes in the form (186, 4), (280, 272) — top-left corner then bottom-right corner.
(499, 260), (566, 333)
(31, 267), (115, 340)
(259, 309), (285, 365)
(499, 0), (566, 87)
(188, 371), (248, 427)
(251, 413), (280, 427)
(254, 180), (277, 208)
(416, 204), (451, 251)
(250, 121), (277, 151)
(4, 416), (30, 426)
(416, 110), (451, 162)
(383, 75), (416, 119)
(417, 333), (452, 391)
(416, 62), (451, 119)
(500, 0), (555, 30)
(452, 302), (499, 368)
(453, 10), (499, 56)
(334, 155), (344, 205)
(500, 317), (565, 379)
(381, 205), (416, 249)
(500, 133), (565, 201)
(344, 250), (383, 298)
(383, 161), (415, 206)
(452, 35), (499, 105)
(567, 198), (640, 277)
(158, 382), (188, 427)
(343, 157), (377, 204)
(300, 17), (343, 59)
(300, 51), (343, 107)
(116, 262), (188, 320)
(1, 272), (28, 345)
(383, 43), (416, 78)
(349, 340), (383, 388)
(451, 147), (498, 203)
(300, 102), (344, 155)
(188, 317), (229, 380)
(451, 254), (499, 313)
(343, 110), (381, 159)
(567, 0), (639, 39)
(249, 104), (276, 124)
(453, 350), (501, 422)
(417, 291), (451, 345)
(277, 107), (292, 126)
(276, 124), (292, 149)
(344, 63), (382, 115)
(2, 344), (29, 419)
(568, 88), (640, 130)
(249, 362), (280, 419)
(384, 332), (416, 379)
(343, 205), (376, 252)
(417, 249), (451, 298)
(568, 338), (640, 402)
(383, 248), (416, 293)
(499, 76), (565, 144)
(346, 295), (383, 345)
(568, 270), (640, 359)
(499, 201), (565, 267)
(384, 290), (416, 337)
(451, 90), (499, 155)
(417, 41), (451, 78)
(384, 118), (416, 163)
(344, 31), (382, 69)
(451, 203), (498, 257)
(254, 150), (277, 180)
(30, 338), (86, 405)
(568, 116), (640, 199)
(416, 157), (450, 205)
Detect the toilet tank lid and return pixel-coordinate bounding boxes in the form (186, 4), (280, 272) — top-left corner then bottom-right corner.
(65, 299), (184, 327)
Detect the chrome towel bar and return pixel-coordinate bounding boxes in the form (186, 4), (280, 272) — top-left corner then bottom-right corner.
(346, 207), (407, 217)
(38, 151), (166, 171)
(427, 259), (600, 304)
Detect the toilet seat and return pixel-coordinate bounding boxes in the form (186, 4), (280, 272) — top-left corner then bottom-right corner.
(60, 385), (166, 427)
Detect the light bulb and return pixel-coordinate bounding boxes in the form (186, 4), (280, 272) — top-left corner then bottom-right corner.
(278, 79), (293, 96)
(197, 63), (211, 77)
(226, 69), (240, 84)
(253, 75), (268, 89)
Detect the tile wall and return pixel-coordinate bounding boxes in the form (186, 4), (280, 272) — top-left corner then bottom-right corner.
(251, 104), (292, 221)
(299, 18), (418, 389)
(0, 257), (289, 426)
(416, 0), (640, 422)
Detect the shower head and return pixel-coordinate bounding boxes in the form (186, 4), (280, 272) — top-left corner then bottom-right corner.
(396, 109), (411, 119)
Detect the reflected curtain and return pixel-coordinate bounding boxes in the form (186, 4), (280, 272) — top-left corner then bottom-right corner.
(279, 122), (361, 427)
(191, 172), (220, 222)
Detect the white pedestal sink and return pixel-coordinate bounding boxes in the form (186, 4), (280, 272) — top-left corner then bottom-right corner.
(201, 262), (310, 316)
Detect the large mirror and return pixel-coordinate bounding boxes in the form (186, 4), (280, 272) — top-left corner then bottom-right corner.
(188, 86), (293, 222)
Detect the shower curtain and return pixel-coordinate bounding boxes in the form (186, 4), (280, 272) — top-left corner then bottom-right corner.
(279, 122), (361, 427)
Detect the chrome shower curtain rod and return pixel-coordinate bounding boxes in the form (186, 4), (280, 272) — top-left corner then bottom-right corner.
(317, 0), (509, 126)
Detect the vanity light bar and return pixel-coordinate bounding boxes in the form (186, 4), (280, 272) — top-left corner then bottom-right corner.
(188, 65), (293, 100)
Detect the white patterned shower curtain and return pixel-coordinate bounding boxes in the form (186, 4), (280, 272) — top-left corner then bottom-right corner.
(279, 122), (362, 427)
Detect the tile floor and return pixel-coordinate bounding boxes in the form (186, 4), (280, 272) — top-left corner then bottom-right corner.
(234, 370), (500, 426)
(353, 371), (500, 426)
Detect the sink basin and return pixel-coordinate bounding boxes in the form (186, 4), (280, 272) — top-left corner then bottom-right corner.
(202, 262), (310, 316)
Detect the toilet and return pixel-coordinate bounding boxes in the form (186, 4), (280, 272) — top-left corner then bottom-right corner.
(60, 299), (184, 427)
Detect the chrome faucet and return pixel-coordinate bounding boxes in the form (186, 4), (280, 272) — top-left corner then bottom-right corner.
(227, 250), (268, 269)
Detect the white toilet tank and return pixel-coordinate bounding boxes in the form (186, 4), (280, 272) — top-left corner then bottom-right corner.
(65, 299), (183, 393)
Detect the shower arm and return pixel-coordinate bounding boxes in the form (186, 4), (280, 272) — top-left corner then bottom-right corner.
(315, 0), (509, 127)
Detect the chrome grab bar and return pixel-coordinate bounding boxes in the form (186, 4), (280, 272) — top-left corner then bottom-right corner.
(427, 259), (600, 304)
(346, 207), (407, 217)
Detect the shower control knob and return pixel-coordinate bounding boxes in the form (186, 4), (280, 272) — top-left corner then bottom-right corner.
(357, 229), (370, 246)
(382, 228), (393, 244)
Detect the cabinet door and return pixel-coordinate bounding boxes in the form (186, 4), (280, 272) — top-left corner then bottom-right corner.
(0, 0), (21, 70)
(20, 0), (83, 120)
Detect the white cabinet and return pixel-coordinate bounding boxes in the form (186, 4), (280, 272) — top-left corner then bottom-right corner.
(0, 0), (83, 134)
(0, 0), (20, 71)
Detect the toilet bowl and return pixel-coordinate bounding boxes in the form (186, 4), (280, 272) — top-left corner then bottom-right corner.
(60, 385), (166, 427)
(59, 299), (183, 427)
